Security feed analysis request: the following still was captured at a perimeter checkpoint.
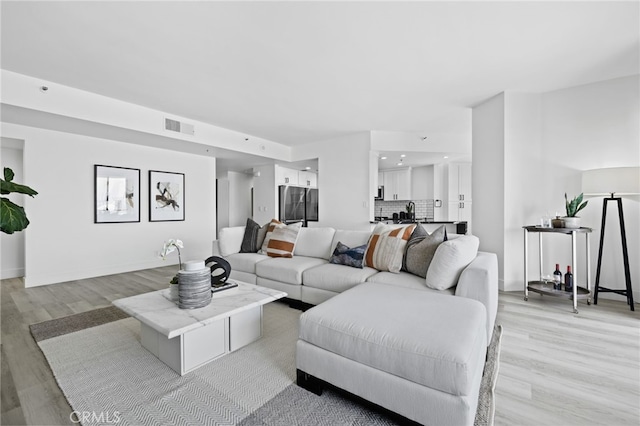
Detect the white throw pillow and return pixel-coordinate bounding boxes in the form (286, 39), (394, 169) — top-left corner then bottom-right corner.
(426, 235), (479, 290)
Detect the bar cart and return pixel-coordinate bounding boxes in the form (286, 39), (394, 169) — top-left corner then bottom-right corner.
(523, 226), (592, 313)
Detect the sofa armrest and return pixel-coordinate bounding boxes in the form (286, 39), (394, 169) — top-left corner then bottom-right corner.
(455, 251), (498, 344)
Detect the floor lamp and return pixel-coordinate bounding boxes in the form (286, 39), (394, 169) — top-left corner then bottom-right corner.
(582, 167), (640, 311)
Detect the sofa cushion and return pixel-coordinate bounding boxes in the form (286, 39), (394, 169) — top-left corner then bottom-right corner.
(298, 282), (487, 396)
(218, 226), (246, 257)
(364, 223), (416, 273)
(329, 242), (366, 268)
(256, 256), (327, 285)
(330, 230), (372, 254)
(403, 225), (447, 278)
(267, 222), (302, 258)
(294, 227), (336, 259)
(302, 263), (378, 293)
(426, 235), (480, 290)
(225, 252), (269, 274)
(366, 271), (454, 295)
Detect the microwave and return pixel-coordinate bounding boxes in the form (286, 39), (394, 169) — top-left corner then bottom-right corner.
(375, 186), (384, 200)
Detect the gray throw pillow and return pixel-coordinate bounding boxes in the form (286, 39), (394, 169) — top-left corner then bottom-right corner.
(404, 225), (446, 278)
(402, 223), (429, 271)
(256, 224), (268, 251)
(240, 218), (261, 253)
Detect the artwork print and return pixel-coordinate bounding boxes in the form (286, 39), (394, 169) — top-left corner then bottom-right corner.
(149, 170), (185, 221)
(94, 165), (140, 223)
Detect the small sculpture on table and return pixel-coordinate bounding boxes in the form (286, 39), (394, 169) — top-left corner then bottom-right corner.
(204, 256), (237, 293)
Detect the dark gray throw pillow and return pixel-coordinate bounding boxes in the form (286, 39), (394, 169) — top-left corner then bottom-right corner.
(404, 225), (447, 278)
(240, 218), (261, 253)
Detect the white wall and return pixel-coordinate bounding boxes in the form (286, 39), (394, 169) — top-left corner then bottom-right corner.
(473, 75), (639, 303)
(292, 132), (372, 230)
(252, 164), (277, 225)
(216, 171), (253, 230)
(504, 92), (543, 291)
(472, 93), (506, 288)
(1, 139), (26, 278)
(228, 171), (253, 227)
(411, 166), (433, 200)
(2, 123), (217, 287)
(216, 178), (230, 232)
(539, 75), (640, 301)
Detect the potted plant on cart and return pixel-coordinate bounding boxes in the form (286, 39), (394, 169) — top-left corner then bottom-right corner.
(563, 193), (588, 229)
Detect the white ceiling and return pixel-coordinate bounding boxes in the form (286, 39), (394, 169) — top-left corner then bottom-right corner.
(1, 1), (638, 169)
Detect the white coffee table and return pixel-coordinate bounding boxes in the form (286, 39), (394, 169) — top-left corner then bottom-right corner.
(113, 281), (286, 375)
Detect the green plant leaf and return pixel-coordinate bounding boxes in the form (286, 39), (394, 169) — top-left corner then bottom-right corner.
(0, 197), (30, 234)
(0, 180), (38, 197)
(564, 193), (588, 217)
(575, 200), (588, 215)
(4, 167), (14, 182)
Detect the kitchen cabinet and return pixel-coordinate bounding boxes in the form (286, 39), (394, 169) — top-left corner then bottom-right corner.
(298, 171), (317, 188)
(276, 166), (299, 186)
(383, 169), (412, 201)
(448, 163), (472, 203)
(275, 166), (318, 188)
(448, 163), (472, 224)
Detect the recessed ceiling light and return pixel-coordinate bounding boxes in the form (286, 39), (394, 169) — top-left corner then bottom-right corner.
(444, 156), (449, 159)
(397, 162), (403, 166)
(305, 166), (311, 170)
(381, 156), (387, 160)
(400, 154), (406, 158)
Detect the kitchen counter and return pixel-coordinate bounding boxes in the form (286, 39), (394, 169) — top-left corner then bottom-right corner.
(369, 220), (468, 234)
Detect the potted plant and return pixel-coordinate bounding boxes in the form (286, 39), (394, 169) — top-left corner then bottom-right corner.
(563, 193), (588, 228)
(1, 167), (38, 234)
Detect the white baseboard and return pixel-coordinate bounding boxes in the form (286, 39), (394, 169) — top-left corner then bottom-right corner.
(1, 267), (25, 280)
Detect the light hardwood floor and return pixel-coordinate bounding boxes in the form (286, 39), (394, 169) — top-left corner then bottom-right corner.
(1, 267), (639, 425)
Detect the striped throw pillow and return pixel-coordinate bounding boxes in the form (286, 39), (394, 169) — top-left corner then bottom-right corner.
(259, 219), (284, 254)
(364, 223), (416, 273)
(266, 221), (302, 258)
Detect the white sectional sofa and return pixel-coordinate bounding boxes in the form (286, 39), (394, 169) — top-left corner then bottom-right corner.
(212, 225), (498, 343)
(213, 223), (498, 425)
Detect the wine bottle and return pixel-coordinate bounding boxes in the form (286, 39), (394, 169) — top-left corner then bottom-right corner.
(553, 264), (562, 290)
(564, 265), (573, 292)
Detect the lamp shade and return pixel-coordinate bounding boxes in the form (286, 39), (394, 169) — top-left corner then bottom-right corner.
(582, 167), (640, 196)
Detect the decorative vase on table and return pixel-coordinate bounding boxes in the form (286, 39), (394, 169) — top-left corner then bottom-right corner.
(178, 260), (212, 309)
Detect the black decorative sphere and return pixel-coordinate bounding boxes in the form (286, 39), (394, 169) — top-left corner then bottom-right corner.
(204, 256), (231, 287)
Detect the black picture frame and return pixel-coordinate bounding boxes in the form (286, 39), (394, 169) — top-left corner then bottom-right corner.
(94, 165), (141, 223)
(149, 170), (185, 222)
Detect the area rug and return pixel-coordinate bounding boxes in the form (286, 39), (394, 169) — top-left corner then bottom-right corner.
(31, 302), (502, 426)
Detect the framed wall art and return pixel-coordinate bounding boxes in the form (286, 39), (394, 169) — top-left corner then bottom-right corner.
(94, 165), (140, 223)
(149, 170), (185, 222)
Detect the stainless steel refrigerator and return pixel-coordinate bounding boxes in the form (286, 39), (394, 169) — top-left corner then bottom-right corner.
(279, 185), (318, 225)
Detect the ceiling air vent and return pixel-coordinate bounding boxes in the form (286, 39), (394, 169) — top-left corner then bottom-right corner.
(165, 118), (195, 135)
